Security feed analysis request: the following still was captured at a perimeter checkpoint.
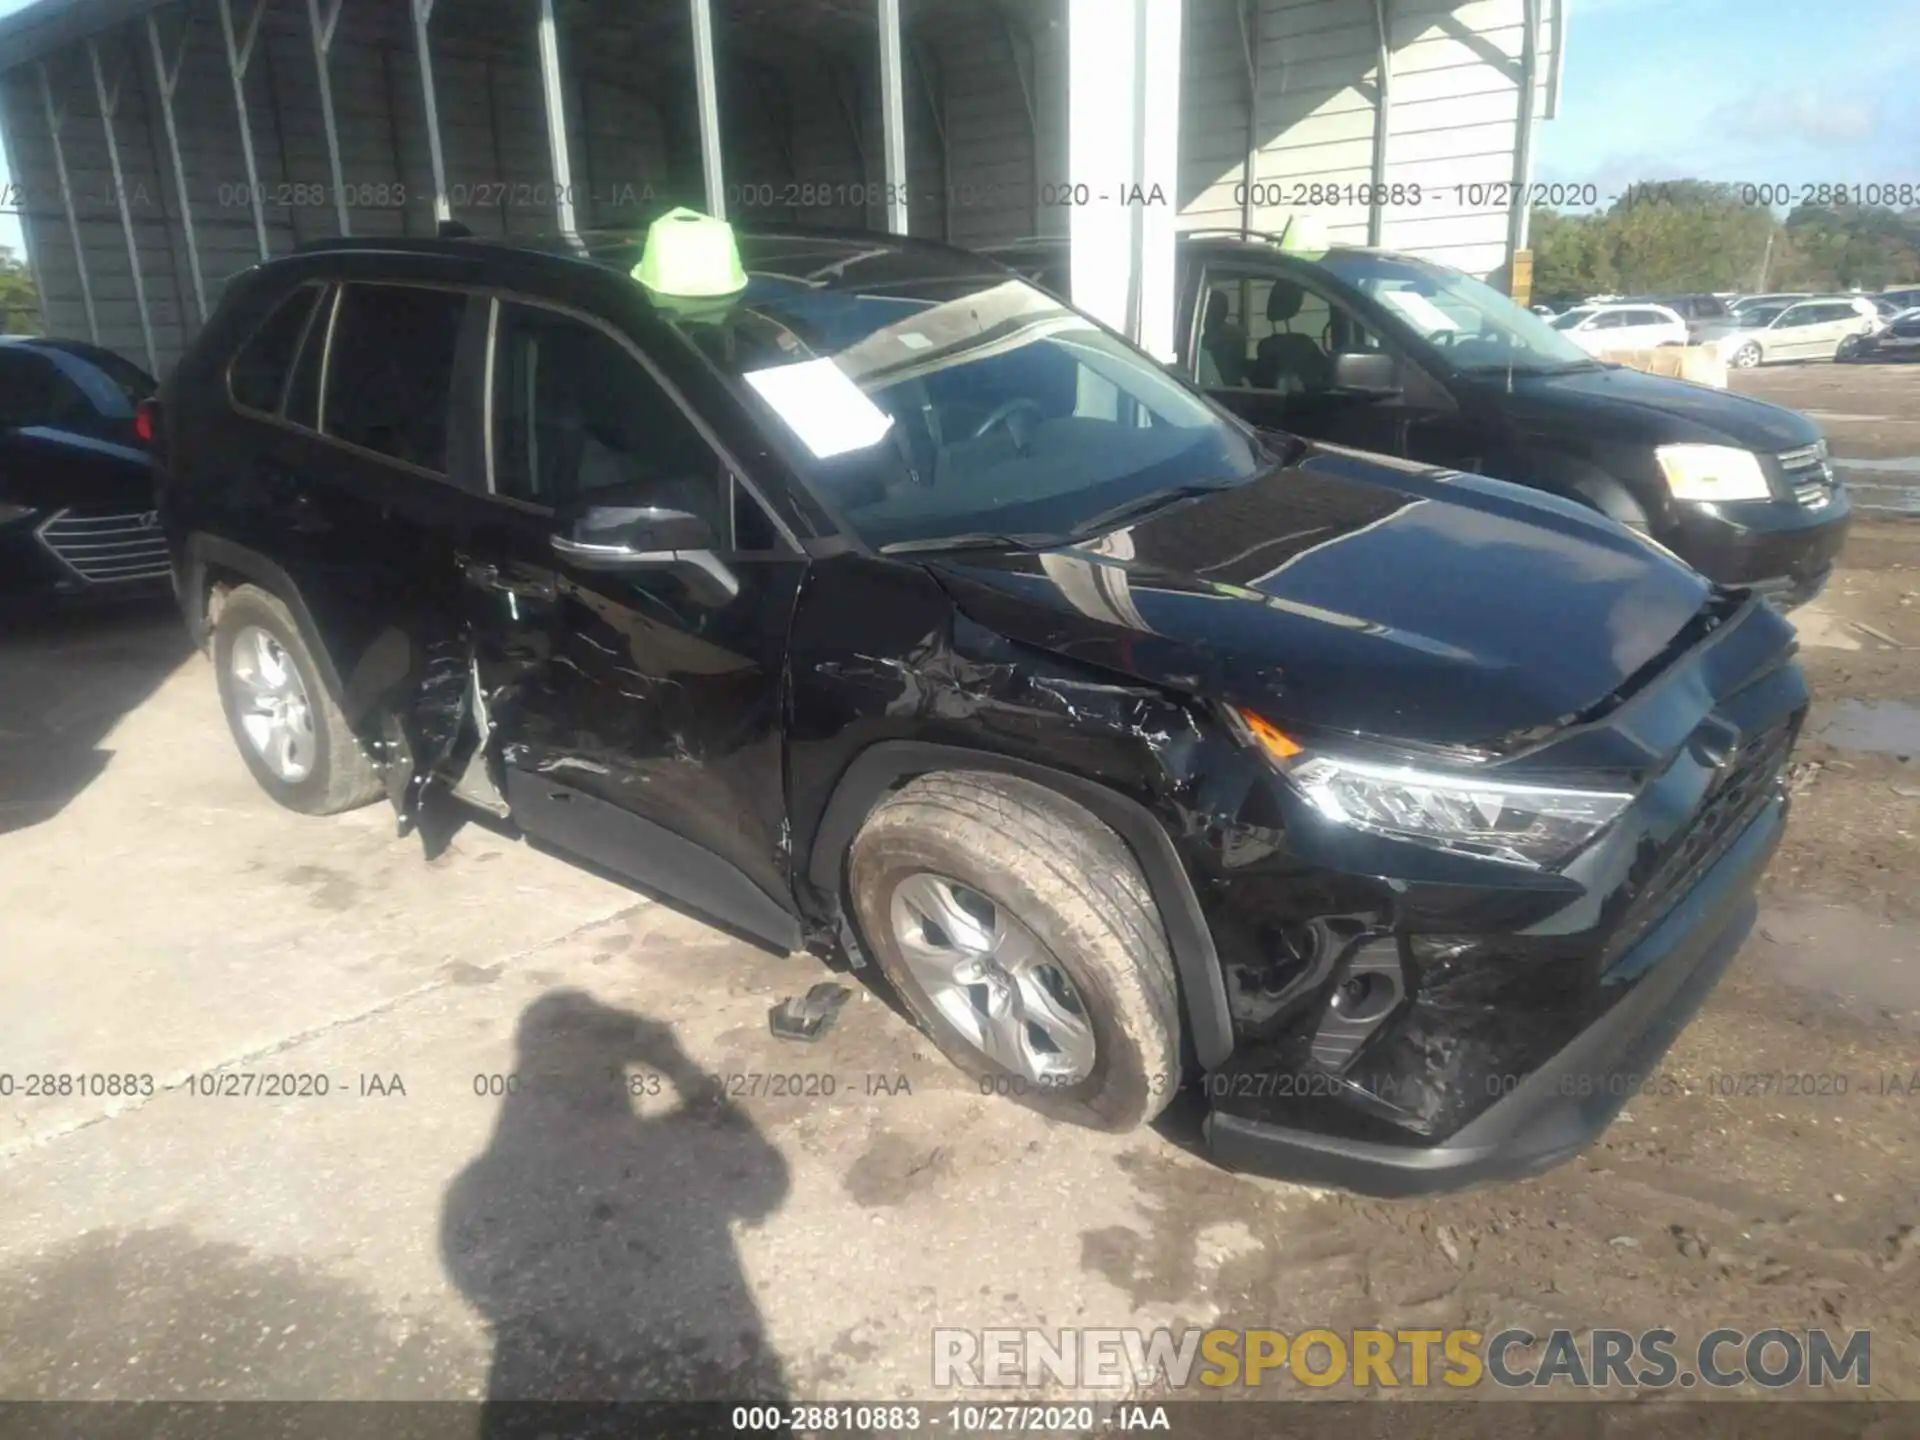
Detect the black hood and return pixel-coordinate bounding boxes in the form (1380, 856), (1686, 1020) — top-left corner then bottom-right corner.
(1482, 363), (1822, 451)
(929, 444), (1712, 751)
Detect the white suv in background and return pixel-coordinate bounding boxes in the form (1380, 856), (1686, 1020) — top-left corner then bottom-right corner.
(1549, 303), (1689, 355)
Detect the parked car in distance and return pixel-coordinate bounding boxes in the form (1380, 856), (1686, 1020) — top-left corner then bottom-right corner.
(991, 232), (1849, 611)
(1849, 306), (1920, 362)
(1729, 292), (1811, 316)
(0, 336), (167, 602)
(1877, 285), (1920, 313)
(1619, 293), (1734, 335)
(1701, 296), (1880, 368)
(1549, 302), (1690, 354)
(156, 222), (1810, 1196)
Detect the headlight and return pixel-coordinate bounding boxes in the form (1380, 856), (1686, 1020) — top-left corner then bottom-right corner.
(1231, 710), (1632, 869)
(1655, 444), (1771, 502)
(0, 503), (38, 524)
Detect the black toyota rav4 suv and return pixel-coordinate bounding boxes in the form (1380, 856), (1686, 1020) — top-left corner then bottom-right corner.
(156, 225), (1807, 1196)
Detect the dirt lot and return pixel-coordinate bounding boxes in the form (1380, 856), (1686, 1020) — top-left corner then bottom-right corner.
(1, 361), (1916, 1421)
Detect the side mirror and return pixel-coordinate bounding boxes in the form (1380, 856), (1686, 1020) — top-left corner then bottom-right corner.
(1329, 350), (1401, 397)
(550, 491), (739, 605)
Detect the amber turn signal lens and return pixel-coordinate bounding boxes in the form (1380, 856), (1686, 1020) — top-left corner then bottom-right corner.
(1236, 708), (1302, 760)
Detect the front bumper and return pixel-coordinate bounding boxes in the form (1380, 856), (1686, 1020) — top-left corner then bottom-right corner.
(1185, 591), (1803, 1197)
(1205, 796), (1779, 1196)
(1660, 483), (1851, 605)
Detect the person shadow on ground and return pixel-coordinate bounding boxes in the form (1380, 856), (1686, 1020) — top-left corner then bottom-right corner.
(441, 990), (790, 1435)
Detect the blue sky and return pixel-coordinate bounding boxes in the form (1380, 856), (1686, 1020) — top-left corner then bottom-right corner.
(3, 0), (1918, 262)
(1533, 0), (1920, 207)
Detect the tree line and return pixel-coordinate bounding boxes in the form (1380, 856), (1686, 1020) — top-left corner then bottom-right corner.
(0, 244), (40, 334)
(1529, 180), (1920, 307)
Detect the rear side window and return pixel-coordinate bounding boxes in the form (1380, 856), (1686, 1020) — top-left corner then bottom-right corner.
(322, 283), (466, 472)
(230, 285), (323, 414)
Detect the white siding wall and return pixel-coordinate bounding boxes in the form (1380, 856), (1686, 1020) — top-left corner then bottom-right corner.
(918, 1), (1066, 248)
(1180, 0), (1558, 279)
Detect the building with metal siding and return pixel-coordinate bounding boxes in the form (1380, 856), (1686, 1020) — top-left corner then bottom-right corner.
(0, 0), (1562, 376)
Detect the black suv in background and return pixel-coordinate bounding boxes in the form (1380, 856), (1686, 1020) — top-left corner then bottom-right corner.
(155, 226), (1806, 1195)
(991, 235), (1850, 610)
(0, 336), (166, 601)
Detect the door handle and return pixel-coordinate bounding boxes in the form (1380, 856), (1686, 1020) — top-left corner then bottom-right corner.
(461, 559), (556, 601)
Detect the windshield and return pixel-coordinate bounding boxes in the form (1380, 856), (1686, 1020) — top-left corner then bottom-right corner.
(1315, 251), (1595, 374)
(672, 274), (1264, 551)
(1549, 309), (1594, 330)
(1736, 305), (1788, 327)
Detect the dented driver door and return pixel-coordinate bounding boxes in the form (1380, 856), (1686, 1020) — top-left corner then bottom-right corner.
(444, 295), (808, 951)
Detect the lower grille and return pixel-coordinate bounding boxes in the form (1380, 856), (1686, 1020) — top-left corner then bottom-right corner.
(36, 508), (170, 584)
(1604, 716), (1796, 964)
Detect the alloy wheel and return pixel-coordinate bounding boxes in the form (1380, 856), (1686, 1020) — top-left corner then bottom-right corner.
(229, 625), (316, 782)
(1732, 343), (1761, 368)
(889, 871), (1096, 1085)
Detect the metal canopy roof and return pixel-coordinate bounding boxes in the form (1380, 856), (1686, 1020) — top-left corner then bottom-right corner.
(0, 0), (1022, 78)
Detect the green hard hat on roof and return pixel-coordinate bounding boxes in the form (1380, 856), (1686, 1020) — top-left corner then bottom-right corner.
(631, 206), (749, 300)
(1276, 212), (1329, 259)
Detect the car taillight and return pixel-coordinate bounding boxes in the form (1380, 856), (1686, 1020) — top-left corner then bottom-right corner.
(134, 399), (158, 445)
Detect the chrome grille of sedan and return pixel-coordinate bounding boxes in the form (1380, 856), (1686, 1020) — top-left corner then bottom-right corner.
(36, 508), (171, 583)
(1778, 443), (1834, 508)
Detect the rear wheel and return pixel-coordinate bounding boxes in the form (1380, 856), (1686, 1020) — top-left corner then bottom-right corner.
(1836, 334), (1863, 362)
(1731, 341), (1763, 368)
(212, 584), (383, 815)
(847, 772), (1182, 1131)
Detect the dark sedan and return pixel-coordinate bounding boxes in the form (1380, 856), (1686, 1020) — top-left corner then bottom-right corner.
(0, 336), (167, 602)
(1848, 308), (1920, 362)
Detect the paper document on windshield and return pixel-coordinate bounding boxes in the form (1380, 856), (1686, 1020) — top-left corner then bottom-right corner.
(743, 358), (894, 459)
(1377, 289), (1461, 333)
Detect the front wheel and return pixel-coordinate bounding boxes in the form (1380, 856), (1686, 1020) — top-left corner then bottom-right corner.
(847, 772), (1183, 1131)
(1731, 341), (1763, 368)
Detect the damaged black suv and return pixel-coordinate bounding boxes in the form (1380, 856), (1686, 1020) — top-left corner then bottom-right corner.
(155, 223), (1808, 1196)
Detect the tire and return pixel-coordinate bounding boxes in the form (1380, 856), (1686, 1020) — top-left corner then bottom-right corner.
(1836, 334), (1862, 362)
(211, 583), (384, 815)
(847, 772), (1182, 1131)
(1731, 341), (1762, 369)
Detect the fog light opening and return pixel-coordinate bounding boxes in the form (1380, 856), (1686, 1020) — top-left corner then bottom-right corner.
(1329, 970), (1400, 1024)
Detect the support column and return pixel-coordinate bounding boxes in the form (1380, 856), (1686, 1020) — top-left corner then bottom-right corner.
(216, 0), (271, 259)
(1506, 0), (1541, 278)
(911, 42), (948, 241)
(1000, 13), (1038, 236)
(1235, 0), (1256, 235)
(535, 0), (577, 233)
(877, 0), (908, 234)
(307, 0), (349, 234)
(1067, 0), (1181, 360)
(1368, 0), (1392, 247)
(147, 9), (207, 322)
(689, 0), (724, 218)
(36, 61), (98, 344)
(89, 39), (158, 374)
(412, 0), (450, 224)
